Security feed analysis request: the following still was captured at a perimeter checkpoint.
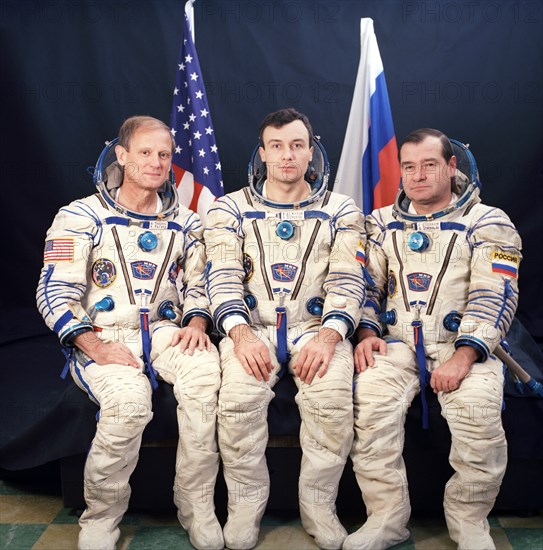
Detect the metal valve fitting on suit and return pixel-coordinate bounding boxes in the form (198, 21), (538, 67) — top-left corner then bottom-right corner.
(94, 296), (115, 312)
(379, 309), (397, 325)
(443, 311), (462, 332)
(244, 294), (258, 310)
(158, 300), (179, 321)
(158, 300), (175, 320)
(306, 297), (324, 316)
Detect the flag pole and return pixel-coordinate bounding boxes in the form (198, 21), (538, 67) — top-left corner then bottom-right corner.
(185, 0), (195, 42)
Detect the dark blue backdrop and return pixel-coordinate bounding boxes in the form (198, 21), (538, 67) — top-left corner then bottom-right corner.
(2, 0), (542, 341)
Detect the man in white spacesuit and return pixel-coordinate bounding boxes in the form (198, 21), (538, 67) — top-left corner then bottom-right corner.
(204, 108), (366, 550)
(345, 128), (522, 550)
(36, 116), (223, 550)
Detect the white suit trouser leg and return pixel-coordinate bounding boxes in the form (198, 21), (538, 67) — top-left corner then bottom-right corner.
(72, 362), (153, 550)
(217, 332), (278, 550)
(152, 330), (222, 550)
(439, 357), (507, 549)
(218, 328), (354, 550)
(292, 333), (354, 550)
(346, 341), (416, 550)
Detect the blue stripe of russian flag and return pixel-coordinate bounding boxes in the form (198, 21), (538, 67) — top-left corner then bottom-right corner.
(361, 71), (400, 215)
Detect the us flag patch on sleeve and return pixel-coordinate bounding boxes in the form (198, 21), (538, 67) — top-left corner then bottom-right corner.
(491, 250), (519, 278)
(44, 239), (74, 262)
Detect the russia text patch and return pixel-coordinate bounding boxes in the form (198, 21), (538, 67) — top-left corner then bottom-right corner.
(491, 250), (519, 278)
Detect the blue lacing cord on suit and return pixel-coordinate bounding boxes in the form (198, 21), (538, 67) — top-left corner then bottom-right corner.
(412, 320), (430, 430)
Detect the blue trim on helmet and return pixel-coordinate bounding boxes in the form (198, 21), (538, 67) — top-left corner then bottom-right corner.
(394, 138), (481, 222)
(247, 138), (330, 209)
(94, 137), (179, 221)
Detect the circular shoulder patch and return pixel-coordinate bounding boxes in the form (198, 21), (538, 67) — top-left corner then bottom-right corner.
(388, 270), (397, 298)
(168, 261), (180, 284)
(243, 252), (254, 283)
(91, 258), (117, 288)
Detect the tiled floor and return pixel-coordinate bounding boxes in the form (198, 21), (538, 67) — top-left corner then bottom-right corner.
(1, 476), (542, 549)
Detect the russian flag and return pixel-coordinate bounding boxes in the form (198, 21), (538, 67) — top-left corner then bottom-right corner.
(335, 19), (400, 215)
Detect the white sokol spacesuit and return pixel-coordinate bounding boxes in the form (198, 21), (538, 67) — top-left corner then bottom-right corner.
(36, 141), (222, 550)
(346, 141), (522, 550)
(204, 140), (366, 549)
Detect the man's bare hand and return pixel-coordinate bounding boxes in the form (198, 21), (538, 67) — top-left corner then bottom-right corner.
(353, 327), (386, 373)
(292, 327), (342, 384)
(430, 346), (479, 393)
(229, 324), (273, 381)
(73, 331), (140, 368)
(171, 316), (211, 355)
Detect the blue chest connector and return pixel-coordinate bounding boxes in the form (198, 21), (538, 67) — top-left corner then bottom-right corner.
(138, 231), (158, 252)
(276, 220), (295, 240)
(407, 231), (430, 252)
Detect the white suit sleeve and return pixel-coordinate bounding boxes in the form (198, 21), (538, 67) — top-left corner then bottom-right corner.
(358, 209), (389, 336)
(204, 195), (251, 335)
(321, 197), (366, 338)
(456, 206), (522, 360)
(178, 210), (213, 329)
(36, 200), (97, 345)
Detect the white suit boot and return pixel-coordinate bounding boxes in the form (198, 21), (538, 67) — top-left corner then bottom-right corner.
(298, 455), (348, 550)
(342, 511), (410, 550)
(171, 368), (223, 549)
(299, 499), (346, 550)
(78, 526), (120, 550)
(456, 520), (495, 550)
(78, 382), (152, 550)
(343, 451), (411, 550)
(176, 489), (223, 550)
(152, 341), (223, 550)
(222, 469), (269, 550)
(439, 360), (506, 550)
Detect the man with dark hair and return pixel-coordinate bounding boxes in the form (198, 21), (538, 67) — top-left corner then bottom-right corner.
(346, 129), (522, 550)
(204, 108), (366, 549)
(37, 116), (223, 550)
(257, 107), (314, 147)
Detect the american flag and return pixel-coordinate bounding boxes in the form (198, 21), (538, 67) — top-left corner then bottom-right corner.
(170, 2), (223, 223)
(44, 239), (74, 262)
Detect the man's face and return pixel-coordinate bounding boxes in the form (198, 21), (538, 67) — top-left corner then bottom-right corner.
(400, 136), (456, 214)
(116, 127), (173, 191)
(259, 120), (313, 187)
